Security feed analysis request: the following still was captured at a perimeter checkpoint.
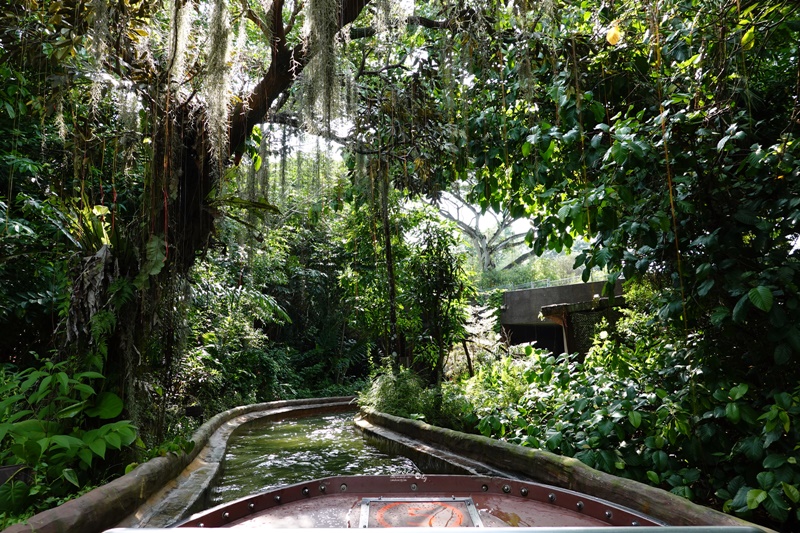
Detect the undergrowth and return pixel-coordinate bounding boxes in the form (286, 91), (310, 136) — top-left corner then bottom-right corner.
(359, 299), (800, 531)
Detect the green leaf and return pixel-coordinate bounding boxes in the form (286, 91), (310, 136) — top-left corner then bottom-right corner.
(546, 431), (563, 451)
(10, 419), (47, 440)
(62, 468), (80, 487)
(51, 434), (85, 450)
(0, 480), (30, 513)
(55, 371), (69, 395)
(726, 402), (741, 424)
(85, 392), (123, 419)
(78, 447), (93, 467)
(732, 294), (750, 323)
(58, 400), (88, 419)
(628, 410), (642, 428)
(737, 435), (764, 461)
(710, 306), (729, 326)
(4, 101), (16, 119)
(774, 344), (792, 365)
(764, 488), (790, 522)
(782, 482), (800, 504)
(598, 419), (615, 437)
(779, 411), (790, 433)
(74, 371), (105, 380)
(747, 488), (767, 509)
(652, 450), (669, 471)
(757, 471), (777, 490)
(670, 486), (693, 500)
(12, 439), (43, 464)
(730, 383), (749, 401)
(741, 26), (756, 50)
(763, 454), (787, 469)
(113, 422), (137, 446)
(0, 394), (24, 416)
(88, 438), (106, 459)
(697, 279), (714, 297)
(786, 328), (800, 352)
(774, 392), (792, 410)
(134, 235), (167, 288)
(105, 432), (122, 450)
(646, 470), (660, 484)
(748, 286), (773, 312)
(731, 485), (751, 511)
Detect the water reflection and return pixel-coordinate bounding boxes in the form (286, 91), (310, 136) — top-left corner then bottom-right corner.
(211, 412), (420, 504)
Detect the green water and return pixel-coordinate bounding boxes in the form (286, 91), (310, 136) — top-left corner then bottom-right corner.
(211, 412), (421, 504)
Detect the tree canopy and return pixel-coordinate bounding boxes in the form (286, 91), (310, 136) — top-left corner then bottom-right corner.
(2, 0), (800, 528)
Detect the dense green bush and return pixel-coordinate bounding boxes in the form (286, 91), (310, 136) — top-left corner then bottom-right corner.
(0, 359), (137, 527)
(460, 300), (800, 530)
(358, 366), (476, 432)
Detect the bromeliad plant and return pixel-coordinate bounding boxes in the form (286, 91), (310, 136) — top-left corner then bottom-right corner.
(0, 358), (137, 525)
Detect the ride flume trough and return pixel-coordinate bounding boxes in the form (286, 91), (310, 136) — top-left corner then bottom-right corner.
(2, 398), (773, 533)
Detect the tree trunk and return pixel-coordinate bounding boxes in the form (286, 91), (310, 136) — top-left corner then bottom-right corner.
(380, 161), (401, 365)
(462, 339), (474, 377)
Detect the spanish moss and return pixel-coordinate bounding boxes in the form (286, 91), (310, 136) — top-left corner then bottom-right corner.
(203, 0), (233, 163)
(303, 0), (341, 131)
(167, 0), (195, 87)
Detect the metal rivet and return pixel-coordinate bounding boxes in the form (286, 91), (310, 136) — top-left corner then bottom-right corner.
(410, 483), (418, 491)
(632, 521), (640, 526)
(576, 501), (584, 511)
(249, 502), (255, 511)
(340, 483), (348, 492)
(520, 487), (529, 497)
(319, 485), (326, 492)
(222, 512), (230, 520)
(481, 485), (489, 492)
(502, 484), (511, 494)
(605, 510), (612, 519)
(274, 495), (281, 503)
(302, 487), (310, 496)
(198, 523), (204, 528)
(548, 493), (556, 503)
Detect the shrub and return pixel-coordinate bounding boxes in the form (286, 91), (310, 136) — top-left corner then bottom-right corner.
(462, 299), (800, 530)
(357, 366), (476, 432)
(0, 358), (137, 526)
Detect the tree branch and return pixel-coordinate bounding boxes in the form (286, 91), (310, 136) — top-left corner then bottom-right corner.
(491, 232), (527, 253)
(438, 207), (482, 239)
(228, 0), (372, 162)
(349, 10), (479, 39)
(240, 0), (271, 40)
(284, 0), (304, 36)
(357, 62), (409, 79)
(502, 249), (537, 270)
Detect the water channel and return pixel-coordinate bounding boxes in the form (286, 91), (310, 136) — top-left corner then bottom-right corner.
(210, 411), (421, 505)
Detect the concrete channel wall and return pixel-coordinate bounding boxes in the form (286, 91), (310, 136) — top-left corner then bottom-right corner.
(3, 397), (356, 533)
(355, 408), (774, 533)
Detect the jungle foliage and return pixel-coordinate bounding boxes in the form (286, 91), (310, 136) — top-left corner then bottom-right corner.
(446, 283), (800, 530)
(2, 0), (800, 530)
